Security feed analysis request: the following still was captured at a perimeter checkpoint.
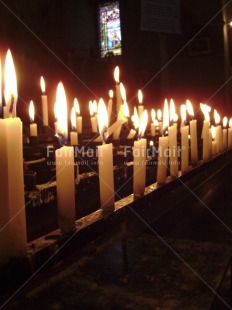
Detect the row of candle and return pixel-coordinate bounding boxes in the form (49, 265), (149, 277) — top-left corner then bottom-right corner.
(1, 51), (232, 265)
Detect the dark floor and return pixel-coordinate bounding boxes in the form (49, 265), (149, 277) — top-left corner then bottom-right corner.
(2, 162), (232, 310)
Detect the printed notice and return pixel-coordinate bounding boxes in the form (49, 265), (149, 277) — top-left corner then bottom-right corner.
(141, 0), (181, 34)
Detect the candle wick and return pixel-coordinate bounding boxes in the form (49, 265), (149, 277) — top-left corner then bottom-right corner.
(9, 95), (14, 118)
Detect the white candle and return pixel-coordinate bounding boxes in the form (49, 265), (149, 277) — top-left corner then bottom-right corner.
(108, 90), (113, 124)
(138, 89), (144, 120)
(214, 109), (223, 152)
(228, 119), (232, 148)
(98, 143), (115, 211)
(40, 76), (49, 126)
(55, 82), (76, 233)
(189, 120), (198, 164)
(0, 50), (27, 264)
(127, 129), (137, 139)
(202, 120), (210, 161)
(97, 98), (115, 212)
(181, 125), (189, 172)
(0, 118), (27, 263)
(211, 126), (218, 156)
(74, 98), (82, 133)
(222, 117), (228, 151)
(150, 123), (156, 136)
(70, 107), (78, 145)
(56, 146), (76, 233)
(133, 138), (147, 197)
(168, 125), (178, 178)
(157, 136), (169, 184)
(29, 100), (38, 137)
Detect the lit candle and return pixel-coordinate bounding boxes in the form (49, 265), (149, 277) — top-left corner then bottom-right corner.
(200, 103), (210, 161)
(133, 110), (148, 197)
(157, 109), (162, 136)
(114, 66), (122, 114)
(74, 98), (82, 134)
(29, 100), (38, 137)
(180, 104), (189, 172)
(168, 99), (178, 178)
(108, 89), (114, 124)
(40, 76), (49, 126)
(214, 109), (222, 154)
(157, 100), (169, 184)
(70, 107), (78, 145)
(211, 125), (218, 156)
(97, 98), (115, 212)
(54, 101), (58, 134)
(150, 109), (156, 137)
(89, 100), (98, 133)
(138, 89), (144, 120)
(228, 118), (232, 149)
(186, 100), (198, 165)
(222, 116), (228, 151)
(55, 82), (76, 234)
(113, 82), (127, 140)
(0, 49), (27, 263)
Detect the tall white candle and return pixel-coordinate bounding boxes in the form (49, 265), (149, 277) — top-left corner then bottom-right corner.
(228, 119), (232, 148)
(222, 117), (228, 151)
(186, 100), (198, 164)
(211, 126), (218, 157)
(55, 82), (76, 233)
(181, 126), (189, 172)
(138, 89), (144, 120)
(133, 138), (147, 197)
(0, 50), (27, 264)
(40, 76), (49, 126)
(108, 90), (114, 124)
(70, 107), (78, 145)
(29, 100), (38, 137)
(97, 98), (115, 212)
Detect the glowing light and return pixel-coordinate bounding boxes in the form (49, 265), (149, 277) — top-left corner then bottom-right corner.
(114, 66), (120, 83)
(98, 98), (108, 142)
(4, 49), (18, 117)
(163, 98), (169, 133)
(71, 107), (77, 131)
(186, 99), (194, 117)
(214, 109), (220, 125)
(138, 89), (143, 104)
(120, 83), (126, 102)
(138, 109), (148, 138)
(40, 76), (46, 93)
(223, 116), (228, 128)
(123, 101), (129, 118)
(74, 98), (80, 115)
(29, 100), (35, 123)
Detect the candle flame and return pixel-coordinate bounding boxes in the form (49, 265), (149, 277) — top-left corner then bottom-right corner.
(71, 107), (77, 131)
(93, 100), (98, 115)
(138, 109), (148, 138)
(114, 66), (120, 83)
(56, 82), (68, 145)
(74, 98), (80, 115)
(89, 100), (94, 116)
(223, 116), (228, 128)
(150, 140), (154, 147)
(163, 98), (169, 134)
(98, 98), (108, 142)
(29, 100), (35, 123)
(169, 98), (176, 122)
(120, 82), (126, 102)
(4, 49), (18, 117)
(138, 89), (143, 104)
(109, 89), (113, 98)
(157, 109), (162, 121)
(211, 125), (216, 140)
(151, 109), (156, 122)
(180, 104), (187, 123)
(131, 107), (140, 130)
(229, 118), (232, 128)
(200, 103), (211, 121)
(186, 99), (194, 117)
(54, 102), (57, 120)
(40, 76), (46, 93)
(214, 109), (220, 125)
(123, 101), (130, 118)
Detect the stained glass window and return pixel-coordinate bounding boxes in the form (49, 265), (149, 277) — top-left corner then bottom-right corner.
(99, 1), (122, 58)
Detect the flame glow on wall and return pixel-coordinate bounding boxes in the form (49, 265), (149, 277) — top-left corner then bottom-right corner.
(99, 1), (122, 58)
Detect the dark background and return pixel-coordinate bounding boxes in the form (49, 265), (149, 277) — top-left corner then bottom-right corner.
(0, 0), (232, 126)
